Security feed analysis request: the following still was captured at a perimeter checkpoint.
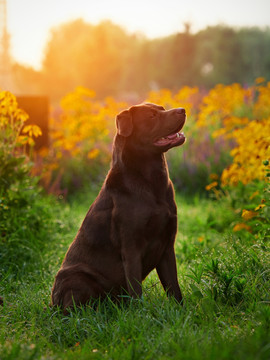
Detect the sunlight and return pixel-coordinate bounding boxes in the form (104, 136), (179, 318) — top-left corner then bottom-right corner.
(6, 0), (270, 69)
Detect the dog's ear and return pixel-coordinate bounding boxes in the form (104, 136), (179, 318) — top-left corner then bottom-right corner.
(116, 110), (133, 137)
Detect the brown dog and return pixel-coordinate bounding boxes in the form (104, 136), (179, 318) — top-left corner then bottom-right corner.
(51, 103), (186, 311)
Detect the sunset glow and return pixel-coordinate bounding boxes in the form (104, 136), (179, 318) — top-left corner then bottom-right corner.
(6, 0), (270, 69)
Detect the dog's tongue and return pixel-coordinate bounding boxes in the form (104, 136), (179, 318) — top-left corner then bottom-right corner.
(154, 132), (186, 147)
(167, 133), (178, 140)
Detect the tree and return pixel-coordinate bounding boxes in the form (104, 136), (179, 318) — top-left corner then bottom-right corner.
(42, 20), (134, 100)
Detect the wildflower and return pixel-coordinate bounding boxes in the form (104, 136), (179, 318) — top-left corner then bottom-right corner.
(242, 209), (257, 220)
(197, 83), (249, 128)
(17, 136), (29, 145)
(255, 77), (265, 84)
(0, 90), (39, 153)
(146, 86), (198, 116)
(205, 182), (218, 191)
(254, 81), (270, 119)
(22, 124), (42, 138)
(221, 118), (270, 185)
(233, 223), (252, 232)
(255, 204), (266, 211)
(87, 148), (100, 159)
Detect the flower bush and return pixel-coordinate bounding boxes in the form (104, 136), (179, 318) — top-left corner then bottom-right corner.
(43, 81), (269, 197)
(147, 86), (199, 118)
(41, 87), (127, 194)
(221, 119), (270, 185)
(200, 80), (270, 237)
(0, 90), (42, 192)
(147, 86), (233, 193)
(197, 80), (270, 186)
(0, 91), (53, 274)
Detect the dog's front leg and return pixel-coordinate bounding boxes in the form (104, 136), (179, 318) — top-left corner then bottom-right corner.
(156, 246), (182, 303)
(121, 248), (142, 298)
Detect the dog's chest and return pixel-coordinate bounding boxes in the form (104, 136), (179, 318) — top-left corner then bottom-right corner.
(139, 200), (177, 274)
(128, 183), (177, 242)
(139, 197), (177, 255)
(146, 202), (175, 234)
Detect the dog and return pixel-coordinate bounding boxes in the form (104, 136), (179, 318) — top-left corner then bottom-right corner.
(51, 103), (186, 312)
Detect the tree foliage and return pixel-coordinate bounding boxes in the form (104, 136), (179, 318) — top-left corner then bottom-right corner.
(42, 19), (136, 99)
(11, 20), (270, 100)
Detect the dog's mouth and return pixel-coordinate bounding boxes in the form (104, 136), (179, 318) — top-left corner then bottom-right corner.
(154, 130), (186, 148)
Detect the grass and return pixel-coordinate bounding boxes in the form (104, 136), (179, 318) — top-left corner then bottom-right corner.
(0, 189), (269, 360)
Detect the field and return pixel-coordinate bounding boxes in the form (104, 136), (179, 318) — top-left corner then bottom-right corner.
(0, 83), (269, 359)
(0, 189), (269, 360)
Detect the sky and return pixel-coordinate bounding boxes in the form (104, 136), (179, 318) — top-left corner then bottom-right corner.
(3, 0), (270, 70)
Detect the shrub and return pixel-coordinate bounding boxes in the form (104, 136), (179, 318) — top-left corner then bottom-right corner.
(147, 87), (233, 193)
(37, 81), (270, 196)
(43, 87), (127, 195)
(203, 80), (270, 238)
(0, 91), (53, 275)
(198, 80), (270, 186)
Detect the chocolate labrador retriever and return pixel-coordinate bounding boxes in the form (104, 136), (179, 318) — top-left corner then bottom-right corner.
(51, 103), (186, 312)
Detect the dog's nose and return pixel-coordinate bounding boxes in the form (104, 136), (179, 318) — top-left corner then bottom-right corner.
(176, 108), (185, 114)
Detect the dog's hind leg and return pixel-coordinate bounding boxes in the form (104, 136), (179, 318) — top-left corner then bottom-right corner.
(51, 267), (105, 312)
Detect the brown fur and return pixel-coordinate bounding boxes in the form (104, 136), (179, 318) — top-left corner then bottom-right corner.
(51, 103), (186, 312)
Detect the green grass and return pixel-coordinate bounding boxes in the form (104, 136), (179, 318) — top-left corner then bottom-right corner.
(0, 190), (269, 360)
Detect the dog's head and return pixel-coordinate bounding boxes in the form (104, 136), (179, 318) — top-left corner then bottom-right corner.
(116, 103), (186, 152)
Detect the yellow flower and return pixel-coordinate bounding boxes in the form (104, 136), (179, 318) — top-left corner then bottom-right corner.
(254, 82), (270, 119)
(233, 223), (252, 232)
(205, 182), (218, 191)
(241, 209), (257, 220)
(87, 148), (100, 159)
(255, 204), (266, 211)
(16, 136), (29, 145)
(146, 86), (198, 116)
(221, 117), (270, 185)
(22, 124), (42, 138)
(255, 77), (265, 84)
(197, 83), (248, 128)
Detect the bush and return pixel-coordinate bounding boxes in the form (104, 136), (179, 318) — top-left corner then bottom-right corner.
(0, 91), (53, 276)
(37, 81), (270, 196)
(147, 87), (233, 193)
(43, 87), (127, 195)
(203, 80), (270, 239)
